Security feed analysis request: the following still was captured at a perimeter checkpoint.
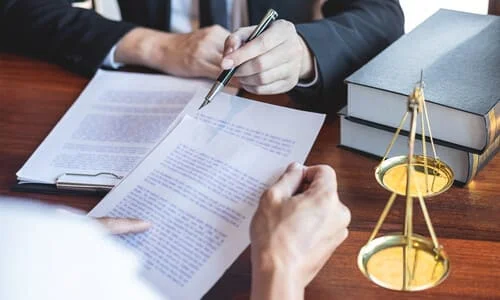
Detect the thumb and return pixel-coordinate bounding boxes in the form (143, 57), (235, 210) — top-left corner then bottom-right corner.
(95, 217), (152, 235)
(268, 162), (305, 200)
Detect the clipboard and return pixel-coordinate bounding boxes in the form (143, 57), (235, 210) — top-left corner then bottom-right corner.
(12, 172), (123, 196)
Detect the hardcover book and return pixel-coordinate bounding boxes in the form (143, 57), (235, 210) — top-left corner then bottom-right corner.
(346, 9), (499, 153)
(339, 109), (498, 184)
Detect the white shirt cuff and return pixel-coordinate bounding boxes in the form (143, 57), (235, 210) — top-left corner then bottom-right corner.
(296, 57), (319, 88)
(102, 45), (124, 69)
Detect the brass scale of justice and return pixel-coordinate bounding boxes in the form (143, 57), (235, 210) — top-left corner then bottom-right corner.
(357, 72), (455, 291)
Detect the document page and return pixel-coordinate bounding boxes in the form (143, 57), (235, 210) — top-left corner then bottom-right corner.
(172, 90), (325, 163)
(17, 70), (213, 185)
(89, 116), (289, 299)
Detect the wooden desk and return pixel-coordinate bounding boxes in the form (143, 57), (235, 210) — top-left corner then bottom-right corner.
(1, 53), (499, 299)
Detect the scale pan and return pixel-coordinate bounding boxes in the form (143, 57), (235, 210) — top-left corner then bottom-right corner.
(358, 234), (449, 291)
(375, 155), (454, 197)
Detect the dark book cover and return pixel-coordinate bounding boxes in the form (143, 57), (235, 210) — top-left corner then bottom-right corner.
(338, 107), (499, 184)
(337, 107), (476, 152)
(346, 9), (500, 116)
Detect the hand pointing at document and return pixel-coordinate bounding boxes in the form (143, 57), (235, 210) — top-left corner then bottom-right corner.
(221, 20), (315, 95)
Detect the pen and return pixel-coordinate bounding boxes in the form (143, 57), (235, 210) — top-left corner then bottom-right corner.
(199, 9), (279, 109)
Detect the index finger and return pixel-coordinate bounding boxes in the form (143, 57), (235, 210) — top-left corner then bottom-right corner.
(95, 217), (152, 235)
(222, 21), (290, 69)
(303, 165), (338, 193)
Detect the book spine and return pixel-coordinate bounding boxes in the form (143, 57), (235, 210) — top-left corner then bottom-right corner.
(485, 104), (499, 150)
(466, 135), (500, 184)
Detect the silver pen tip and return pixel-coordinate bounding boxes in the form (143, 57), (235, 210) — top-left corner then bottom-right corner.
(199, 98), (209, 108)
(199, 82), (224, 110)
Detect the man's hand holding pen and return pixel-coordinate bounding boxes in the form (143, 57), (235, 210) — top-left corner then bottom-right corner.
(200, 10), (316, 109)
(221, 20), (315, 95)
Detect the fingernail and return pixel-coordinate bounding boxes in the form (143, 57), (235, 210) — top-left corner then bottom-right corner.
(221, 58), (234, 69)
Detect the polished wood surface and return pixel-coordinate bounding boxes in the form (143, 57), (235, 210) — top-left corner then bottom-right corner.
(1, 53), (499, 299)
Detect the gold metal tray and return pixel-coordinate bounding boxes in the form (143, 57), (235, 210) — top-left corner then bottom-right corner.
(375, 155), (454, 197)
(358, 234), (450, 291)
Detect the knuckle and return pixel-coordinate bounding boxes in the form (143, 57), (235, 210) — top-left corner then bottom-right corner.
(318, 165), (337, 181)
(341, 229), (349, 241)
(285, 20), (296, 33)
(258, 38), (269, 52)
(275, 19), (287, 28)
(313, 188), (334, 206)
(198, 31), (208, 41)
(193, 43), (204, 55)
(342, 205), (352, 227)
(226, 34), (237, 46)
(200, 27), (210, 36)
(256, 73), (266, 85)
(276, 19), (296, 33)
(274, 19), (284, 26)
(203, 29), (215, 39)
(209, 25), (220, 33)
(254, 58), (266, 72)
(263, 187), (281, 202)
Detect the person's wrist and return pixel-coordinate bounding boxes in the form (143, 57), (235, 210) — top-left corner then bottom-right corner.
(115, 27), (149, 66)
(297, 35), (314, 81)
(251, 266), (304, 300)
(115, 27), (173, 69)
(251, 248), (305, 300)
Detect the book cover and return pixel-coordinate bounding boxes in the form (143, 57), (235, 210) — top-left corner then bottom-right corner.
(346, 9), (499, 151)
(338, 108), (499, 184)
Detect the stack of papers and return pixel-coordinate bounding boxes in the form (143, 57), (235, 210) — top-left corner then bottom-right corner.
(17, 70), (325, 299)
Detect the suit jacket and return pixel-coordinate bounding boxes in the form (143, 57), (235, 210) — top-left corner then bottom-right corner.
(1, 0), (404, 112)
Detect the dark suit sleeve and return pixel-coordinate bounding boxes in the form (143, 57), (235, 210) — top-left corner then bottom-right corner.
(292, 0), (404, 113)
(0, 0), (137, 76)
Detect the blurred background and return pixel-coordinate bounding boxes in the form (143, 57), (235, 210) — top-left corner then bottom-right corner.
(73, 0), (490, 33)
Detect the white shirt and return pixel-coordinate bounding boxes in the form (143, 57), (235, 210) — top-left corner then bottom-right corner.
(0, 198), (163, 300)
(170, 0), (249, 33)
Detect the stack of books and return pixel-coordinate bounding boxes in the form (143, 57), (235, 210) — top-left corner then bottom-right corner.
(340, 9), (499, 185)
